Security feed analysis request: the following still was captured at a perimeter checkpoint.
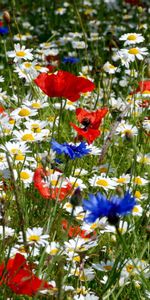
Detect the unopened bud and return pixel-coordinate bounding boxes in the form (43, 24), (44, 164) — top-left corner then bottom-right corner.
(137, 6), (143, 14)
(3, 11), (11, 24)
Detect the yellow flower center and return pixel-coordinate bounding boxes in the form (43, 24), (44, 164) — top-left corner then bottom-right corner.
(96, 179), (108, 187)
(19, 108), (30, 117)
(20, 171), (30, 180)
(31, 102), (41, 109)
(51, 179), (57, 186)
(24, 62), (32, 68)
(50, 248), (59, 255)
(22, 133), (35, 141)
(139, 157), (150, 164)
(31, 124), (41, 133)
(90, 223), (97, 229)
(104, 265), (112, 271)
(126, 264), (134, 273)
(128, 48), (139, 55)
(142, 90), (150, 94)
(9, 118), (15, 125)
(15, 154), (25, 161)
(134, 191), (141, 199)
(117, 178), (126, 184)
(134, 177), (142, 185)
(127, 34), (136, 41)
(28, 235), (40, 242)
(35, 65), (42, 71)
(100, 167), (107, 173)
(73, 255), (80, 262)
(18, 246), (26, 253)
(0, 155), (4, 162)
(132, 206), (140, 213)
(66, 203), (72, 209)
(16, 51), (26, 57)
(109, 64), (116, 69)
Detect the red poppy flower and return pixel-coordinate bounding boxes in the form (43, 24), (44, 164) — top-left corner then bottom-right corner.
(134, 80), (150, 93)
(0, 253), (53, 296)
(70, 107), (108, 144)
(70, 123), (100, 144)
(75, 107), (108, 129)
(34, 70), (95, 102)
(0, 106), (4, 113)
(124, 0), (142, 5)
(33, 167), (72, 201)
(62, 220), (96, 239)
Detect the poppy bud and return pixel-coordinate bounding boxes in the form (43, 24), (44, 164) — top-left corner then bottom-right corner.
(70, 187), (82, 207)
(3, 11), (11, 24)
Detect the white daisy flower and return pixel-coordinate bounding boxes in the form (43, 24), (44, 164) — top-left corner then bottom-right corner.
(133, 176), (148, 186)
(68, 176), (86, 189)
(0, 226), (15, 238)
(7, 43), (33, 62)
(137, 153), (150, 165)
(142, 119), (150, 132)
(116, 120), (138, 138)
(45, 242), (61, 256)
(89, 174), (118, 190)
(132, 204), (143, 216)
(10, 106), (37, 120)
(72, 41), (87, 49)
(18, 227), (49, 247)
(119, 33), (145, 46)
(118, 47), (148, 68)
(103, 61), (117, 74)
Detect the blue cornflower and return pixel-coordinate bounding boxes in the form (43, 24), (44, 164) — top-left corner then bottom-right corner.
(62, 57), (80, 64)
(83, 192), (136, 225)
(0, 26), (9, 35)
(51, 139), (91, 159)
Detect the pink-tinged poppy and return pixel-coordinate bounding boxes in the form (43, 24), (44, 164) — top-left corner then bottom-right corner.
(34, 70), (95, 102)
(0, 253), (53, 296)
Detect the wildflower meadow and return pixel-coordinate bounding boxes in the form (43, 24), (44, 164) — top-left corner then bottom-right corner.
(0, 0), (150, 299)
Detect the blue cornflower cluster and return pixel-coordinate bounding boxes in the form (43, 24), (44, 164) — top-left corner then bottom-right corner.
(0, 26), (9, 35)
(62, 57), (80, 64)
(83, 192), (136, 225)
(51, 139), (91, 160)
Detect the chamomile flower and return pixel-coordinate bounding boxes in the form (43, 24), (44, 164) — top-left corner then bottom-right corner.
(0, 226), (15, 238)
(72, 41), (87, 49)
(7, 44), (33, 62)
(89, 174), (118, 190)
(133, 176), (148, 186)
(114, 174), (130, 185)
(24, 120), (49, 137)
(132, 204), (143, 216)
(118, 47), (148, 68)
(92, 260), (114, 272)
(11, 106), (37, 120)
(119, 259), (149, 286)
(116, 120), (138, 138)
(45, 242), (60, 256)
(13, 129), (45, 142)
(142, 119), (150, 132)
(137, 153), (150, 165)
(14, 168), (33, 186)
(18, 227), (49, 247)
(103, 61), (117, 74)
(68, 176), (86, 189)
(119, 33), (145, 46)
(23, 98), (49, 110)
(55, 7), (67, 15)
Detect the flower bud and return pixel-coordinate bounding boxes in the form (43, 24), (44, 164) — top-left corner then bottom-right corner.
(3, 11), (11, 24)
